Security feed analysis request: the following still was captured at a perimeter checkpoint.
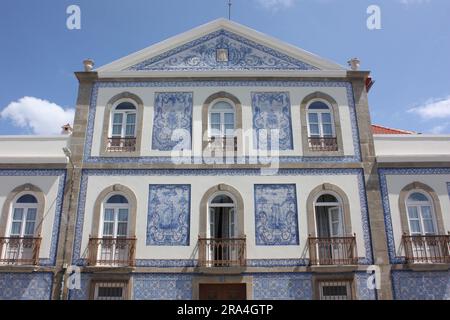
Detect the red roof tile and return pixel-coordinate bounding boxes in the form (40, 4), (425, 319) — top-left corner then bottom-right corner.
(371, 124), (415, 135)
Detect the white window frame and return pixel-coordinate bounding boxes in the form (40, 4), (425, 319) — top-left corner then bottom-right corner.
(318, 280), (353, 300)
(208, 99), (236, 139)
(93, 282), (128, 300)
(109, 100), (137, 139)
(313, 192), (344, 237)
(306, 99), (336, 138)
(405, 190), (438, 236)
(8, 193), (38, 238)
(101, 194), (130, 238)
(207, 192), (237, 239)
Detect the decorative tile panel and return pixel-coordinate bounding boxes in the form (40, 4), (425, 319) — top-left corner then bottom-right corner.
(254, 184), (299, 246)
(392, 271), (450, 300)
(252, 273), (313, 300)
(251, 92), (293, 151)
(72, 168), (372, 265)
(0, 273), (53, 300)
(68, 273), (91, 300)
(0, 170), (66, 266)
(378, 168), (450, 264)
(354, 272), (377, 300)
(152, 92), (193, 151)
(127, 29), (317, 71)
(133, 273), (193, 300)
(83, 80), (362, 164)
(147, 184), (191, 246)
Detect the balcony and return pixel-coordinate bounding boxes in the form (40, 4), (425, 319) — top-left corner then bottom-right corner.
(198, 237), (246, 267)
(107, 137), (136, 152)
(87, 237), (136, 267)
(308, 236), (358, 265)
(208, 137), (237, 152)
(402, 234), (450, 264)
(0, 237), (41, 265)
(308, 137), (338, 152)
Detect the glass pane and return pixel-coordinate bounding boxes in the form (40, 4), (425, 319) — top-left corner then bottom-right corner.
(421, 206), (433, 219)
(309, 124), (320, 135)
(17, 194), (38, 203)
(210, 113), (221, 124)
(117, 223), (128, 236)
(211, 101), (233, 111)
(125, 125), (135, 136)
(211, 195), (234, 204)
(407, 206), (419, 219)
(104, 209), (115, 221)
(113, 113), (123, 124)
(107, 195), (128, 204)
(317, 194), (338, 203)
(409, 220), (421, 234)
(112, 125), (122, 135)
(322, 124), (333, 136)
(118, 209), (128, 222)
(11, 222), (21, 236)
(309, 101), (329, 110)
(308, 113), (319, 123)
(423, 219), (435, 234)
(115, 102), (136, 110)
(13, 208), (23, 220)
(224, 113), (234, 125)
(103, 222), (114, 236)
(24, 222), (35, 236)
(26, 208), (37, 222)
(126, 113), (136, 124)
(409, 193), (429, 202)
(224, 124), (235, 136)
(321, 113), (332, 123)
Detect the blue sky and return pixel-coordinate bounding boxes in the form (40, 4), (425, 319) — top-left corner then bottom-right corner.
(1, 0), (449, 135)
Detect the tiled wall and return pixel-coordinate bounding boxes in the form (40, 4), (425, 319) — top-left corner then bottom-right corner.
(0, 272), (53, 300)
(392, 271), (450, 300)
(252, 273), (313, 300)
(133, 273), (193, 300)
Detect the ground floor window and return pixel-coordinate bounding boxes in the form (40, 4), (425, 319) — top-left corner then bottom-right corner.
(318, 280), (353, 300)
(92, 281), (128, 300)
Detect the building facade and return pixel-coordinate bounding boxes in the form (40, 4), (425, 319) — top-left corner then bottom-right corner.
(0, 19), (449, 300)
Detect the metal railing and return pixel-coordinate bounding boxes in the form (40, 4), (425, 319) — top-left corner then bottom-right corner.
(107, 137), (136, 152)
(402, 234), (450, 264)
(308, 235), (358, 265)
(308, 137), (338, 152)
(198, 237), (246, 267)
(0, 237), (41, 265)
(208, 136), (238, 152)
(87, 237), (136, 267)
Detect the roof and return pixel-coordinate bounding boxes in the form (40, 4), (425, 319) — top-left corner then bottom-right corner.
(372, 124), (415, 135)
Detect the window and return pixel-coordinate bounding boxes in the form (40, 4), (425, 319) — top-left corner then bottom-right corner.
(306, 100), (337, 151)
(209, 101), (235, 138)
(93, 282), (128, 300)
(102, 195), (129, 238)
(318, 281), (353, 300)
(406, 192), (436, 235)
(208, 194), (236, 239)
(10, 194), (38, 237)
(108, 102), (137, 152)
(315, 194), (343, 238)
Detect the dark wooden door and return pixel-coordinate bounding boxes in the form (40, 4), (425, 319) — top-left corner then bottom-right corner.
(199, 284), (246, 300)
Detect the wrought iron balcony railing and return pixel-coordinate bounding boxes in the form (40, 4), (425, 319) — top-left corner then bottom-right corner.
(87, 237), (136, 267)
(107, 137), (136, 152)
(198, 237), (246, 267)
(308, 137), (338, 152)
(308, 235), (358, 265)
(0, 236), (41, 265)
(402, 234), (450, 264)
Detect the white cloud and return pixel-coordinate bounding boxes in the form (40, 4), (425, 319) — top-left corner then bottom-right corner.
(0, 97), (75, 135)
(408, 96), (450, 120)
(254, 0), (296, 11)
(429, 122), (450, 134)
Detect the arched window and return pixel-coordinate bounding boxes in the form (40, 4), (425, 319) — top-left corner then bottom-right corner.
(102, 194), (129, 238)
(108, 102), (137, 152)
(10, 194), (38, 237)
(406, 192), (436, 235)
(314, 193), (343, 238)
(209, 101), (236, 139)
(307, 100), (335, 138)
(208, 193), (236, 239)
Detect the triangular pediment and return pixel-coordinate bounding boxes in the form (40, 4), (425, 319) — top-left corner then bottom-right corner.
(97, 19), (344, 73)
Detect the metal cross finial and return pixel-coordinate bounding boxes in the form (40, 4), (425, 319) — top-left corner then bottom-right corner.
(228, 0), (232, 20)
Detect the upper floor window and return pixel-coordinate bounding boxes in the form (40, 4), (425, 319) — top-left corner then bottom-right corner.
(108, 102), (137, 152)
(10, 194), (38, 237)
(209, 101), (235, 138)
(406, 192), (436, 235)
(307, 100), (338, 152)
